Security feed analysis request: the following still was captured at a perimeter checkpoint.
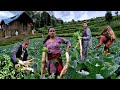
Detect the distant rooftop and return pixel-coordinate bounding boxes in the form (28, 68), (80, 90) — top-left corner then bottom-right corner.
(1, 12), (24, 25)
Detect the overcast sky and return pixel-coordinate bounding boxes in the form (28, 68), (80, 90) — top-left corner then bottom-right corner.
(0, 11), (119, 22)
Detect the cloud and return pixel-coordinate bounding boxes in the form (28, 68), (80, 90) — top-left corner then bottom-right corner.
(0, 11), (15, 21)
(53, 11), (120, 22)
(53, 11), (92, 22)
(54, 11), (76, 22)
(0, 11), (119, 23)
(10, 11), (23, 15)
(78, 11), (88, 20)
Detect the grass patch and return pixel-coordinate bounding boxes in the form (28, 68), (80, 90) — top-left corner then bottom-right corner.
(0, 33), (42, 46)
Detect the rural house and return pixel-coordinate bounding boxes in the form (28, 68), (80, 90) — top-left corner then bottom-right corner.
(0, 12), (34, 38)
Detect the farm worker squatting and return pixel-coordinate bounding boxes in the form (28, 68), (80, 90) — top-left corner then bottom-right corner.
(10, 38), (34, 72)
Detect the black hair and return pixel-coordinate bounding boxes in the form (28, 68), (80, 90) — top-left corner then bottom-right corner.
(83, 21), (88, 25)
(22, 38), (29, 44)
(43, 26), (54, 44)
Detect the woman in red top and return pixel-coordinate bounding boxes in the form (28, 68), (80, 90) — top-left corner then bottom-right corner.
(94, 26), (116, 54)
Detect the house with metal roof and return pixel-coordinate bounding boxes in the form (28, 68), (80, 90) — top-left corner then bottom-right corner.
(0, 12), (34, 38)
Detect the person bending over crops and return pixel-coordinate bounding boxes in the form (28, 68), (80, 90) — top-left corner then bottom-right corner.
(41, 26), (71, 79)
(79, 22), (92, 61)
(10, 39), (34, 72)
(94, 26), (116, 54)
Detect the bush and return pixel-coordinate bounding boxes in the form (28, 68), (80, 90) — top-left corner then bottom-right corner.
(56, 33), (73, 37)
(36, 28), (42, 33)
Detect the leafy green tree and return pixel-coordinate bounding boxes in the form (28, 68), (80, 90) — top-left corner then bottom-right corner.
(25, 11), (41, 29)
(40, 11), (51, 27)
(115, 11), (119, 21)
(51, 15), (57, 27)
(71, 19), (75, 24)
(25, 11), (35, 18)
(56, 18), (64, 24)
(34, 12), (41, 28)
(115, 11), (118, 16)
(105, 11), (112, 22)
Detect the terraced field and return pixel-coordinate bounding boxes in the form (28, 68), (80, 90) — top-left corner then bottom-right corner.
(0, 37), (120, 79)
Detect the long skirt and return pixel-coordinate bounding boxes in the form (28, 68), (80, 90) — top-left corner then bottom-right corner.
(47, 53), (63, 78)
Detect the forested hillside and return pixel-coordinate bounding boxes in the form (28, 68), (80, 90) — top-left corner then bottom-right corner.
(26, 11), (120, 37)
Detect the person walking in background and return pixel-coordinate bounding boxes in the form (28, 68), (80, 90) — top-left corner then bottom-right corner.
(79, 22), (92, 62)
(94, 26), (116, 54)
(41, 26), (71, 79)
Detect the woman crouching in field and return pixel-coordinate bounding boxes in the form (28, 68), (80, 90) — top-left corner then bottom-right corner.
(94, 26), (116, 54)
(41, 26), (71, 79)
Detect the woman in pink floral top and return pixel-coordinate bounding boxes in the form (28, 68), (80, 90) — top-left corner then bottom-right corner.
(42, 26), (71, 79)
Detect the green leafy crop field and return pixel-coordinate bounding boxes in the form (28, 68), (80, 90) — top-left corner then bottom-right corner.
(0, 37), (120, 79)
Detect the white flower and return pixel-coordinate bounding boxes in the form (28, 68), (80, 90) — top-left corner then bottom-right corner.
(95, 63), (100, 67)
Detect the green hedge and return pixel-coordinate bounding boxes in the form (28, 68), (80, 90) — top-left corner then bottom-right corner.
(56, 33), (74, 37)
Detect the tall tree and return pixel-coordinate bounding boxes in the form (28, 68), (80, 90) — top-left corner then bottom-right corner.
(105, 11), (112, 22)
(56, 18), (64, 24)
(40, 11), (51, 27)
(34, 12), (41, 28)
(71, 19), (75, 24)
(25, 11), (35, 19)
(25, 11), (41, 29)
(51, 15), (57, 27)
(115, 11), (118, 16)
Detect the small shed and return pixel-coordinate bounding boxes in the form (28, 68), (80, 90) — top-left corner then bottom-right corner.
(0, 12), (34, 38)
